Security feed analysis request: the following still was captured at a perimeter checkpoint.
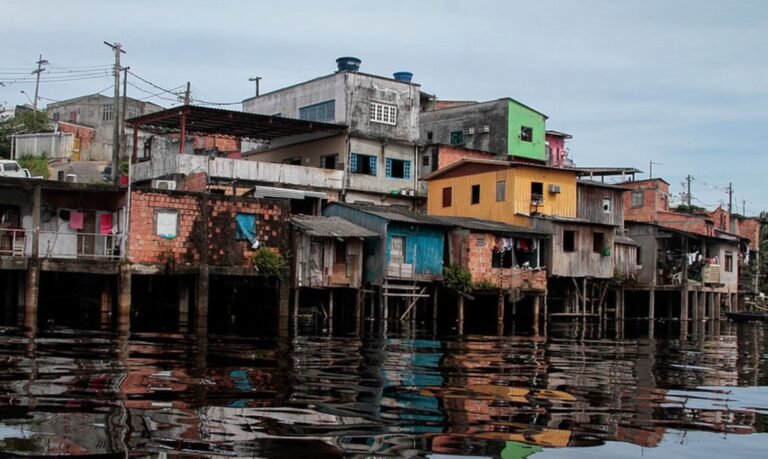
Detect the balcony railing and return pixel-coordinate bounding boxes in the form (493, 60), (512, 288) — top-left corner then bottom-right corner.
(1, 228), (124, 260)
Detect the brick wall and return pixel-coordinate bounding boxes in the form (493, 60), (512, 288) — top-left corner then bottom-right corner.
(623, 179), (670, 222)
(437, 145), (497, 170)
(58, 122), (95, 157)
(464, 232), (547, 291)
(129, 189), (288, 268)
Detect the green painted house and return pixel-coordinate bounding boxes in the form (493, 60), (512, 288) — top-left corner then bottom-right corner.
(420, 97), (548, 163)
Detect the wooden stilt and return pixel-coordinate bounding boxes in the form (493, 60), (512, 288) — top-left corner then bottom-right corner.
(117, 264), (132, 336)
(497, 291), (505, 336)
(457, 294), (464, 336)
(648, 287), (655, 320)
(533, 295), (541, 334)
(680, 287), (689, 322)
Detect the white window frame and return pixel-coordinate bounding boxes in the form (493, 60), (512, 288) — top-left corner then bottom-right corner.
(370, 101), (397, 125)
(102, 104), (114, 121)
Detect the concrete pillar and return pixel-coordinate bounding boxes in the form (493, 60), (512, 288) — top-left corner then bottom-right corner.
(732, 293), (738, 312)
(195, 265), (209, 336)
(24, 263), (40, 332)
(496, 291), (505, 336)
(705, 292), (712, 320)
(117, 264), (131, 335)
(648, 288), (655, 320)
(178, 277), (190, 332)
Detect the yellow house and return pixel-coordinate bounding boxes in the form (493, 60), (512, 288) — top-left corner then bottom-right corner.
(423, 159), (578, 227)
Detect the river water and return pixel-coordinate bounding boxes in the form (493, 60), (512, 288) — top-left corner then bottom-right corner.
(0, 317), (766, 458)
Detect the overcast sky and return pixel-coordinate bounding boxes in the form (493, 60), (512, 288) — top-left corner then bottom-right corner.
(2, 0), (766, 214)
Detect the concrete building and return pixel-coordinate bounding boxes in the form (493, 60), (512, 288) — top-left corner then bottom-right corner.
(242, 57), (422, 208)
(420, 98), (548, 162)
(46, 94), (163, 161)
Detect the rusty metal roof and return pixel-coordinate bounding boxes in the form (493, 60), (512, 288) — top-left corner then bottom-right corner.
(126, 105), (347, 141)
(430, 216), (550, 236)
(291, 215), (380, 238)
(334, 202), (450, 226)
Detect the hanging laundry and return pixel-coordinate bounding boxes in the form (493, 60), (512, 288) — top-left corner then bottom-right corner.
(69, 211), (84, 230)
(99, 213), (113, 235)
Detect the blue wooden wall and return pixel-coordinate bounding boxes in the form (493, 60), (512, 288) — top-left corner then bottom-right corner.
(387, 223), (445, 278)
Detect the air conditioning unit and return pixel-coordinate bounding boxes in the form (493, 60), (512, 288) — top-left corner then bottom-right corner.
(152, 179), (177, 190)
(463, 127), (475, 135)
(548, 184), (561, 194)
(478, 125), (490, 133)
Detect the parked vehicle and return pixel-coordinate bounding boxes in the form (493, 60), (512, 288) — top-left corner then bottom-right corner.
(0, 160), (30, 178)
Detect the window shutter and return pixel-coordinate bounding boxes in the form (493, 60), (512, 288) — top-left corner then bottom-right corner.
(370, 156), (378, 176)
(350, 153), (358, 172)
(403, 160), (411, 179)
(385, 158), (392, 177)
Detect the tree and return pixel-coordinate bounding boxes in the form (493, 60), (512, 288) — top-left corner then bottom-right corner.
(0, 110), (52, 158)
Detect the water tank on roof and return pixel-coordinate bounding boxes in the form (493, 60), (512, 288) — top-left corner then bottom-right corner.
(336, 57), (361, 72)
(393, 72), (413, 83)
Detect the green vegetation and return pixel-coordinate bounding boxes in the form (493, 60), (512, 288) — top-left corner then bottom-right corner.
(17, 155), (50, 179)
(252, 247), (287, 277)
(443, 264), (472, 293)
(0, 110), (52, 158)
(472, 278), (498, 290)
(675, 204), (706, 213)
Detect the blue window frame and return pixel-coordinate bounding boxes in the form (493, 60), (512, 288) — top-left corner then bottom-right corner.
(450, 131), (464, 146)
(350, 153), (377, 175)
(299, 100), (335, 123)
(385, 158), (411, 179)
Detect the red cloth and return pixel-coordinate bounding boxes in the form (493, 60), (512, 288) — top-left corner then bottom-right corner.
(99, 213), (113, 235)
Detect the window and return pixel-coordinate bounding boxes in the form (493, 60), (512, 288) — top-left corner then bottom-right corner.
(492, 250), (514, 268)
(299, 100), (335, 123)
(385, 158), (411, 179)
(725, 251), (734, 272)
(593, 232), (605, 253)
(350, 153), (377, 175)
(370, 101), (397, 125)
(235, 213), (257, 242)
(521, 126), (533, 142)
(471, 184), (480, 205)
(422, 155), (430, 167)
(631, 191), (644, 208)
(102, 104), (114, 121)
(602, 198), (612, 214)
(531, 182), (544, 203)
(321, 154), (338, 170)
(69, 111), (78, 122)
(127, 106), (140, 119)
(450, 130), (464, 146)
(426, 131), (433, 141)
(442, 187), (452, 207)
(156, 209), (178, 239)
(496, 180), (506, 201)
(52, 112), (60, 121)
(563, 230), (576, 252)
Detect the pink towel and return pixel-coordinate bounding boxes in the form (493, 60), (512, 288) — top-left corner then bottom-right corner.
(100, 213), (113, 235)
(69, 211), (84, 230)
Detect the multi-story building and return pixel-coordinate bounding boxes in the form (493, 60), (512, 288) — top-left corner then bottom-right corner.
(242, 57), (422, 207)
(46, 94), (163, 161)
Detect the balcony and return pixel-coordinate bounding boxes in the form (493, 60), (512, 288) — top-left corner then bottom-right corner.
(1, 228), (125, 261)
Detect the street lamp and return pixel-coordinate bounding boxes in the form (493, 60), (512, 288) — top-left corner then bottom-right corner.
(20, 90), (34, 105)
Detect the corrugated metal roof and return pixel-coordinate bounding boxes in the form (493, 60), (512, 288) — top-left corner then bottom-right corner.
(614, 234), (639, 246)
(334, 203), (449, 226)
(291, 215), (380, 238)
(252, 185), (327, 200)
(429, 216), (550, 236)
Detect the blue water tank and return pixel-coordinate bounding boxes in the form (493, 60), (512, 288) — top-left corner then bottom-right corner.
(336, 57), (361, 72)
(393, 72), (413, 83)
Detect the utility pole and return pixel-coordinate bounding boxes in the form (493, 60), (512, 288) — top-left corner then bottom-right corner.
(686, 175), (692, 207)
(31, 54), (48, 112)
(184, 81), (191, 105)
(742, 198), (746, 215)
(104, 41), (125, 184)
(727, 182), (733, 214)
(121, 66), (130, 162)
(249, 76), (262, 96)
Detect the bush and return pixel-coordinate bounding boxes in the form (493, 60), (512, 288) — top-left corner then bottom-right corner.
(252, 247), (286, 278)
(17, 155), (49, 179)
(473, 278), (498, 290)
(443, 264), (472, 293)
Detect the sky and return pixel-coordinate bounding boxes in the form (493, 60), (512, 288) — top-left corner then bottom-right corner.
(2, 0), (767, 214)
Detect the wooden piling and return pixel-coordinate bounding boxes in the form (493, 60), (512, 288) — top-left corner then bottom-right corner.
(457, 294), (464, 336)
(680, 287), (688, 322)
(100, 278), (113, 330)
(497, 291), (505, 336)
(532, 295), (541, 334)
(178, 277), (190, 332)
(195, 265), (209, 336)
(117, 264), (131, 335)
(648, 287), (655, 320)
(23, 262), (40, 332)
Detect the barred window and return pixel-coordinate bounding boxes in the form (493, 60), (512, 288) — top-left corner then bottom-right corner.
(370, 102), (397, 125)
(102, 104), (114, 121)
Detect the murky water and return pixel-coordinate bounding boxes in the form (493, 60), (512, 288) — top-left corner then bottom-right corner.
(0, 318), (766, 458)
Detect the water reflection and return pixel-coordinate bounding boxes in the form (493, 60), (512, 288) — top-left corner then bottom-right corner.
(0, 319), (766, 457)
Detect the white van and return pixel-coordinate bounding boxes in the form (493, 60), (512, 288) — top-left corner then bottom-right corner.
(0, 160), (30, 178)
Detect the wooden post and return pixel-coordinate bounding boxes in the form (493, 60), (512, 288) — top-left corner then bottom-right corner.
(457, 294), (464, 336)
(278, 278), (290, 336)
(582, 278), (588, 317)
(692, 290), (699, 321)
(178, 277), (190, 332)
(328, 289), (334, 334)
(293, 288), (301, 335)
(117, 264), (131, 335)
(496, 291), (505, 336)
(648, 287), (655, 320)
(532, 295), (541, 334)
(680, 286), (688, 322)
(100, 278), (113, 330)
(195, 265), (209, 336)
(714, 292), (721, 321)
(24, 262), (40, 332)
